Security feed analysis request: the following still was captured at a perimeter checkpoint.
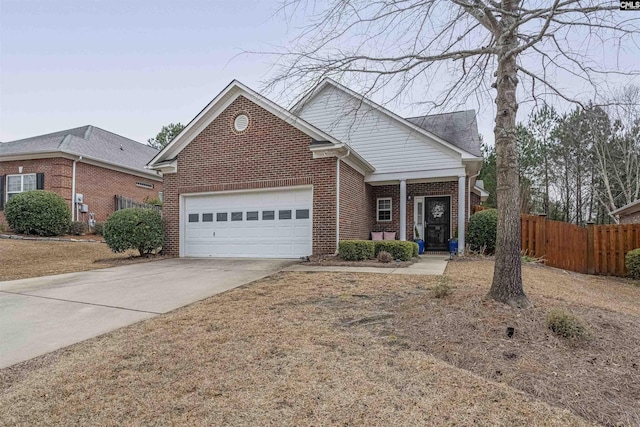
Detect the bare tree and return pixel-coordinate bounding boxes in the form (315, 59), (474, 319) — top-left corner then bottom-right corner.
(265, 1), (640, 308)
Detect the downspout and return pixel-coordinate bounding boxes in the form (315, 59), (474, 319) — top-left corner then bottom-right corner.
(335, 150), (351, 254)
(71, 156), (83, 222)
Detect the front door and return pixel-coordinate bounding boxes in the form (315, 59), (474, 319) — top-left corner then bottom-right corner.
(424, 197), (450, 251)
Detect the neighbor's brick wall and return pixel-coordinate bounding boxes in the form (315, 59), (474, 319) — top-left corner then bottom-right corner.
(75, 162), (162, 223)
(370, 181), (461, 240)
(620, 211), (640, 224)
(0, 158), (73, 225)
(162, 95), (337, 256)
(339, 161), (371, 240)
(471, 192), (481, 211)
(0, 158), (163, 226)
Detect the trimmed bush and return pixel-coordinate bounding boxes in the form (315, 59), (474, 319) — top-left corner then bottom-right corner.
(104, 208), (164, 256)
(467, 208), (498, 254)
(546, 309), (587, 339)
(377, 251), (393, 263)
(93, 222), (104, 236)
(412, 241), (419, 258)
(339, 240), (375, 261)
(69, 221), (88, 235)
(4, 191), (71, 236)
(374, 241), (415, 261)
(625, 248), (640, 280)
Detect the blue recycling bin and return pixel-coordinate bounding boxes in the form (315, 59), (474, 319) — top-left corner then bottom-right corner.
(448, 239), (459, 255)
(415, 239), (425, 255)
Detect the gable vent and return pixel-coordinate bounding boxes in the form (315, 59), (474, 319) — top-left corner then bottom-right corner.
(234, 114), (249, 132)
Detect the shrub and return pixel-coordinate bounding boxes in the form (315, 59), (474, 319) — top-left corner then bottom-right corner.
(432, 278), (452, 298)
(377, 251), (393, 263)
(338, 240), (375, 261)
(546, 309), (587, 339)
(93, 222), (104, 236)
(412, 241), (419, 258)
(4, 191), (71, 236)
(625, 248), (640, 280)
(69, 221), (88, 235)
(467, 208), (498, 254)
(103, 208), (164, 256)
(374, 240), (416, 261)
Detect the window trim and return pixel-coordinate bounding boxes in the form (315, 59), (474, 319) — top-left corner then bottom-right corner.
(376, 197), (392, 222)
(6, 173), (37, 201)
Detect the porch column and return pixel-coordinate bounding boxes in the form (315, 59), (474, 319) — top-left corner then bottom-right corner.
(399, 179), (407, 241)
(457, 174), (466, 255)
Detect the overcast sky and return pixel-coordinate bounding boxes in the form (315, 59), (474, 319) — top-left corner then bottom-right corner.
(1, 0), (638, 147)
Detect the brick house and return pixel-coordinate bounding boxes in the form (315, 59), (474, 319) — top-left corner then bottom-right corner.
(0, 125), (163, 227)
(611, 199), (640, 224)
(148, 80), (487, 258)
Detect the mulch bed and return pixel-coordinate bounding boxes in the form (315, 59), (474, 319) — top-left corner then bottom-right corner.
(306, 254), (415, 268)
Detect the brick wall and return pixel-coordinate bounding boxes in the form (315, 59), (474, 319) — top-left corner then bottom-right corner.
(620, 211), (640, 224)
(471, 192), (481, 212)
(0, 158), (72, 225)
(0, 157), (163, 226)
(370, 180), (460, 240)
(162, 95), (337, 256)
(75, 162), (162, 223)
(338, 161), (371, 240)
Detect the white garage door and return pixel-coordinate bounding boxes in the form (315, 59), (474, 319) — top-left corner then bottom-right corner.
(183, 187), (313, 258)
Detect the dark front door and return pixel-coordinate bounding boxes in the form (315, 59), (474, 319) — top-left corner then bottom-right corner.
(424, 197), (450, 251)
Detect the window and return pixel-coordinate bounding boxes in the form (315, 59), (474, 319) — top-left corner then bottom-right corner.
(377, 198), (392, 222)
(217, 213), (228, 222)
(202, 213), (213, 222)
(296, 209), (310, 219)
(262, 210), (275, 220)
(6, 174), (37, 200)
(247, 211), (259, 221)
(231, 212), (243, 221)
(158, 191), (163, 202)
(279, 210), (292, 220)
(188, 214), (199, 223)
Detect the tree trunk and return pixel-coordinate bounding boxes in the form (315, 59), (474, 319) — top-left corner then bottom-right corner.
(487, 0), (531, 309)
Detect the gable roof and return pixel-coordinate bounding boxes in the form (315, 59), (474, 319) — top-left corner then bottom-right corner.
(292, 79), (482, 160)
(147, 80), (374, 172)
(610, 199), (640, 217)
(0, 126), (161, 178)
(406, 110), (482, 157)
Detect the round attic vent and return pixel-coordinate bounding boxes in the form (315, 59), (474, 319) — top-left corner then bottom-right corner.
(234, 114), (249, 132)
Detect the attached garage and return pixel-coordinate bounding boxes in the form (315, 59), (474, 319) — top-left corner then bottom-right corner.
(182, 186), (313, 258)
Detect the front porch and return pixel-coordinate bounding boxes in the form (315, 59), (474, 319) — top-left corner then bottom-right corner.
(368, 178), (470, 253)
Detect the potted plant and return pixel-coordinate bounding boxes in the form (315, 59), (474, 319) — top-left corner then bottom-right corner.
(414, 225), (425, 255)
(448, 227), (459, 258)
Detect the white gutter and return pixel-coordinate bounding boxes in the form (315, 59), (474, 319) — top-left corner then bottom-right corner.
(335, 150), (351, 254)
(71, 156), (82, 221)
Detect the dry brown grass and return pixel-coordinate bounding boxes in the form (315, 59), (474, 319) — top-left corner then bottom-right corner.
(1, 260), (637, 425)
(0, 239), (168, 281)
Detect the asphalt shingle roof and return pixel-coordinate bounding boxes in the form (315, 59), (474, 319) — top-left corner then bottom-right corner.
(0, 126), (159, 174)
(405, 110), (482, 157)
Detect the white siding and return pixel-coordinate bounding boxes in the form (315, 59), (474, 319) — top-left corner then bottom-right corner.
(298, 86), (463, 175)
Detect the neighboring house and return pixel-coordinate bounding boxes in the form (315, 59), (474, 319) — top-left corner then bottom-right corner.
(0, 125), (163, 226)
(610, 199), (640, 224)
(148, 79), (486, 259)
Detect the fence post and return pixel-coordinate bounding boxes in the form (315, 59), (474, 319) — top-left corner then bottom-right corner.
(536, 214), (547, 262)
(587, 221), (595, 275)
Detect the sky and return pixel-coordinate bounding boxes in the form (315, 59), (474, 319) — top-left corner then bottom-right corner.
(1, 0), (639, 147)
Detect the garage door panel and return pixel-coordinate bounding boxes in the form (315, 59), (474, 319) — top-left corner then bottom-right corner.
(183, 187), (313, 258)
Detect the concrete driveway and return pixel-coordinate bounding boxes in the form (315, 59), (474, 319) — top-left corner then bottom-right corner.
(0, 258), (295, 369)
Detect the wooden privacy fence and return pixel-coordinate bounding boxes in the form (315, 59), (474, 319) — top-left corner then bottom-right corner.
(114, 195), (162, 212)
(521, 214), (640, 277)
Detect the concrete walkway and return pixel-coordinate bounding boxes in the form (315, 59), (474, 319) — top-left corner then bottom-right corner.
(0, 258), (295, 369)
(284, 255), (448, 275)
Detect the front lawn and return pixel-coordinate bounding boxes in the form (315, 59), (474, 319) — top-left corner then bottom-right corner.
(1, 261), (638, 425)
(0, 239), (167, 281)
